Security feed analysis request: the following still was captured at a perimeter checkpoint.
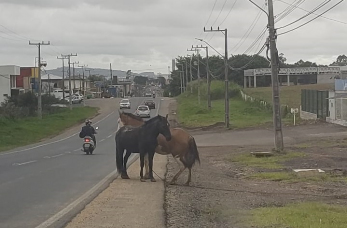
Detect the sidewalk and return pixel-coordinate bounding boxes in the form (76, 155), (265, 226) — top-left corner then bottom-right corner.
(65, 154), (167, 228)
(64, 98), (172, 228)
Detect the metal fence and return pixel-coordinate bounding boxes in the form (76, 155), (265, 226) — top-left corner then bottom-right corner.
(334, 98), (347, 121)
(301, 89), (329, 119)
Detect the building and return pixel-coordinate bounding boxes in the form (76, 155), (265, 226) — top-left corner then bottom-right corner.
(0, 65), (20, 104)
(244, 66), (341, 88)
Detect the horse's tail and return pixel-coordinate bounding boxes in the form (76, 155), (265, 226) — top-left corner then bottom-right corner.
(185, 136), (200, 168)
(115, 134), (123, 174)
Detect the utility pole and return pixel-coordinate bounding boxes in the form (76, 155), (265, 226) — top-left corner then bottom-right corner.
(204, 27), (229, 128)
(187, 47), (201, 105)
(110, 63), (113, 85)
(29, 41), (50, 119)
(62, 53), (77, 110)
(268, 0), (284, 151)
(193, 44), (211, 111)
(177, 63), (184, 94)
(78, 64), (87, 96)
(185, 57), (188, 93)
(189, 55), (193, 94)
(57, 56), (68, 100)
(71, 61), (79, 92)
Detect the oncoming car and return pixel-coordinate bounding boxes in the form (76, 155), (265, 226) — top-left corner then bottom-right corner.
(135, 105), (150, 118)
(119, 99), (131, 109)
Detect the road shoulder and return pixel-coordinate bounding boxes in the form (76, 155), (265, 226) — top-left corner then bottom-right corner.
(64, 98), (172, 228)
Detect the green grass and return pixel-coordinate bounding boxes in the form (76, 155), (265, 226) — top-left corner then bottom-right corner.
(244, 83), (334, 109)
(177, 94), (273, 128)
(0, 107), (98, 152)
(250, 202), (347, 228)
(250, 172), (347, 183)
(230, 152), (305, 169)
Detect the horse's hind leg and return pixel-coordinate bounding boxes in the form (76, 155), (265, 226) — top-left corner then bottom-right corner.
(121, 151), (131, 179)
(148, 151), (156, 182)
(184, 168), (192, 186)
(144, 153), (150, 179)
(140, 152), (146, 182)
(169, 167), (186, 185)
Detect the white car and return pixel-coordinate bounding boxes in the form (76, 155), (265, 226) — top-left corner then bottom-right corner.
(135, 105), (150, 118)
(74, 93), (84, 102)
(119, 99), (131, 109)
(64, 95), (81, 104)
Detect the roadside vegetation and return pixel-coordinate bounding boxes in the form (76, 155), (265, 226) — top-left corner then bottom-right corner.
(244, 83), (334, 110)
(0, 92), (98, 152)
(176, 80), (274, 128)
(250, 202), (347, 228)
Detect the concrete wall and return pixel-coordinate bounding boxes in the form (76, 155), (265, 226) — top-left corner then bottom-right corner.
(328, 91), (335, 119)
(0, 65), (20, 104)
(0, 76), (10, 104)
(300, 105), (317, 120)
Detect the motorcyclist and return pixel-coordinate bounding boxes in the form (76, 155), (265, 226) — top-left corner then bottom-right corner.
(79, 119), (97, 147)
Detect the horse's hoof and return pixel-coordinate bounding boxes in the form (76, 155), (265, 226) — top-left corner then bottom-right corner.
(121, 174), (130, 179)
(140, 178), (146, 182)
(144, 174), (150, 179)
(150, 178), (156, 182)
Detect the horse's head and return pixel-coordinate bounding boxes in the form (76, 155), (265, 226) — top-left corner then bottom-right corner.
(154, 114), (171, 141)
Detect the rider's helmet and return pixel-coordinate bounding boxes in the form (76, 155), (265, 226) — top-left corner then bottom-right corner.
(85, 119), (92, 126)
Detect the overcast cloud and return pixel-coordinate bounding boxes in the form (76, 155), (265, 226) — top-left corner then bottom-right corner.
(0, 0), (346, 74)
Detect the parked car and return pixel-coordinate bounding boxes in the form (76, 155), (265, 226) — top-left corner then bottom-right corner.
(73, 93), (84, 102)
(135, 105), (150, 118)
(119, 99), (131, 109)
(144, 100), (155, 109)
(63, 95), (81, 104)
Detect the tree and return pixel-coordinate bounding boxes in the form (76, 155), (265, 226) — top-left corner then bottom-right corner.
(294, 59), (317, 67)
(134, 76), (148, 85)
(330, 54), (347, 66)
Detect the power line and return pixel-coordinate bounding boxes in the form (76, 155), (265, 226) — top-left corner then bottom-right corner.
(211, 0), (228, 27)
(278, 0), (345, 36)
(278, 0), (347, 25)
(219, 0), (239, 26)
(277, 0), (332, 29)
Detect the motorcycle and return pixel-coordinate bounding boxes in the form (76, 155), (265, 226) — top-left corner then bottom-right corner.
(82, 127), (98, 155)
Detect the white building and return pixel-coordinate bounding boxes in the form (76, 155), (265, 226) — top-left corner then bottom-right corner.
(0, 65), (20, 104)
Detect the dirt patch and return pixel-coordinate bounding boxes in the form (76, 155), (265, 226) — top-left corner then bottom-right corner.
(164, 99), (347, 227)
(164, 144), (347, 228)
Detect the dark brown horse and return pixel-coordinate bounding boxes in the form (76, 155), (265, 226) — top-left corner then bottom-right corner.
(118, 110), (200, 185)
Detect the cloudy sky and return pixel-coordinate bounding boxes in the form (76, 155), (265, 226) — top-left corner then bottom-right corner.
(0, 0), (346, 74)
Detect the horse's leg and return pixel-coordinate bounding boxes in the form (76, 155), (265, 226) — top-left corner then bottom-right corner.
(184, 168), (192, 186)
(144, 153), (150, 179)
(121, 151), (131, 179)
(148, 151), (156, 182)
(169, 157), (186, 185)
(140, 152), (146, 182)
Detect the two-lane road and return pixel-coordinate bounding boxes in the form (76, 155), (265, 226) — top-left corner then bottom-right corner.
(0, 97), (162, 228)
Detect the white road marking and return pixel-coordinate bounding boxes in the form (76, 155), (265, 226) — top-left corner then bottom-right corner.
(107, 134), (113, 138)
(51, 154), (64, 158)
(13, 160), (37, 166)
(1, 111), (115, 156)
(99, 139), (105, 142)
(73, 149), (81, 152)
(44, 156), (51, 159)
(65, 151), (71, 154)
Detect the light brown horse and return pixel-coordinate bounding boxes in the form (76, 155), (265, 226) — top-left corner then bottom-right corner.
(118, 110), (200, 185)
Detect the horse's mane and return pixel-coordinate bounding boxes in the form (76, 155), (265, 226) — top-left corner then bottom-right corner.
(144, 115), (162, 124)
(122, 112), (144, 122)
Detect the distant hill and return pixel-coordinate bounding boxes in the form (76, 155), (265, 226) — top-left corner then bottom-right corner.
(45, 67), (148, 79)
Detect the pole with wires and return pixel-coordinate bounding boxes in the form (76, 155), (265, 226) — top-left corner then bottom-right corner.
(204, 27), (229, 128)
(62, 53), (77, 110)
(268, 0), (284, 152)
(29, 41), (50, 119)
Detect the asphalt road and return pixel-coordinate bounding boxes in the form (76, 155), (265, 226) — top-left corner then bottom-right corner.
(0, 96), (162, 228)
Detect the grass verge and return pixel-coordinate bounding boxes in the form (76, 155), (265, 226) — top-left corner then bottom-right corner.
(249, 172), (347, 183)
(0, 106), (98, 152)
(244, 83), (334, 110)
(230, 152), (305, 169)
(250, 202), (347, 228)
(177, 93), (273, 128)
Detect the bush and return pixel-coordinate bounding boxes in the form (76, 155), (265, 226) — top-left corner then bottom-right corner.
(187, 80), (241, 100)
(0, 92), (66, 119)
